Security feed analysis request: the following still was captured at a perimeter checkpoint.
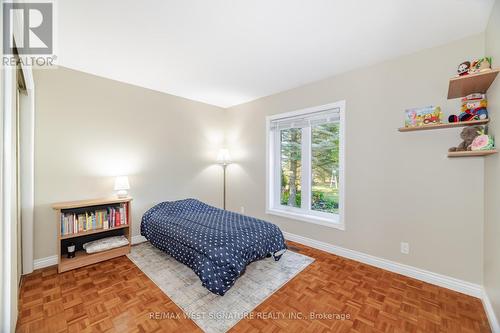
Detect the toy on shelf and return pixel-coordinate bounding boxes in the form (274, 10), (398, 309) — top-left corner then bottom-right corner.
(404, 106), (442, 127)
(448, 93), (488, 123)
(471, 128), (495, 151)
(470, 57), (492, 74)
(457, 61), (471, 76)
(456, 57), (492, 76)
(449, 126), (484, 152)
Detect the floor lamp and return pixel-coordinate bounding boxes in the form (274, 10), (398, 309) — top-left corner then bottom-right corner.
(217, 148), (231, 210)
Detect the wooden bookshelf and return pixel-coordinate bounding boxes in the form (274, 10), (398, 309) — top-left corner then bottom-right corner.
(398, 119), (489, 132)
(52, 197), (133, 273)
(447, 150), (498, 158)
(448, 68), (500, 99)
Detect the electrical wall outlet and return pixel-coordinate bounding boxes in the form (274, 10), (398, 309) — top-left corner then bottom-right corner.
(240, 206), (245, 214)
(400, 242), (410, 254)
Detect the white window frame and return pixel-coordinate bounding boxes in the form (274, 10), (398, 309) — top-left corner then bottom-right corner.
(266, 101), (346, 230)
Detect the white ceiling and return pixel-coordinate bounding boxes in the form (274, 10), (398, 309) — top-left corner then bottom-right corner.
(57, 0), (494, 108)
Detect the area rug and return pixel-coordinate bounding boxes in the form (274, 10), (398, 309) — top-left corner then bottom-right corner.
(128, 241), (314, 333)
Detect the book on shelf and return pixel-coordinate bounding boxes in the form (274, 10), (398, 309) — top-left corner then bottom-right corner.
(60, 203), (128, 236)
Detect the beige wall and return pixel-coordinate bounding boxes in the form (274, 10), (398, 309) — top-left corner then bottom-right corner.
(484, 0), (500, 321)
(225, 34), (486, 284)
(33, 67), (226, 259)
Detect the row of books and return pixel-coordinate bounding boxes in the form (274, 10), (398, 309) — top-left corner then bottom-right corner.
(60, 203), (128, 236)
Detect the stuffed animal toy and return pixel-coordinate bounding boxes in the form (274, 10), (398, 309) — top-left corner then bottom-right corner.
(448, 93), (488, 123)
(469, 57), (492, 74)
(448, 126), (483, 152)
(456, 58), (492, 77)
(457, 61), (470, 76)
(471, 129), (495, 151)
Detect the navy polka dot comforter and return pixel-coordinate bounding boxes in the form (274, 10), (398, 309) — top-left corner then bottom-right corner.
(140, 198), (287, 296)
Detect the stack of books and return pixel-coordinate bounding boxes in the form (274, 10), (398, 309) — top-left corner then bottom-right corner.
(60, 203), (128, 236)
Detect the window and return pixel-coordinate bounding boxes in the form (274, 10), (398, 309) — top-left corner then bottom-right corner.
(266, 101), (345, 230)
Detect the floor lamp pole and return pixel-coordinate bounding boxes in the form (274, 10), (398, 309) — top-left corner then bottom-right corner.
(222, 164), (227, 210)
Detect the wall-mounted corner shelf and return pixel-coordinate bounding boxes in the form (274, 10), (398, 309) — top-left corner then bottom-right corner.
(447, 150), (498, 158)
(398, 119), (489, 132)
(400, 67), (498, 157)
(447, 68), (500, 99)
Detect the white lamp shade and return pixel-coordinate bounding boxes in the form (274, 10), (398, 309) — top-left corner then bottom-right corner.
(114, 176), (130, 191)
(217, 148), (231, 165)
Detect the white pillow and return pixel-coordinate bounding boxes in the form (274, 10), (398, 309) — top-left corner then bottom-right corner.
(83, 235), (129, 254)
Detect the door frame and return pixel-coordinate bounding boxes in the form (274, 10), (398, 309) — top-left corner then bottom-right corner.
(18, 65), (35, 276)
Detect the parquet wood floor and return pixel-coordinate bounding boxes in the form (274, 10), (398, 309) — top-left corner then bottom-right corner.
(16, 241), (491, 333)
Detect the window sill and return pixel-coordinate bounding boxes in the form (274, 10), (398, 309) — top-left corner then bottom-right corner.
(266, 208), (345, 231)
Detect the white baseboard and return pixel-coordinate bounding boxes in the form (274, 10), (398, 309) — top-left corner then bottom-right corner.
(283, 231), (483, 298)
(33, 255), (58, 270)
(131, 235), (147, 244)
(482, 289), (500, 333)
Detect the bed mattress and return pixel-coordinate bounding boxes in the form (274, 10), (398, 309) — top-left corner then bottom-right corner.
(140, 198), (287, 295)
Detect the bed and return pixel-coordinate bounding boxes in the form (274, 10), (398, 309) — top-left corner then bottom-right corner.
(140, 198), (287, 295)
